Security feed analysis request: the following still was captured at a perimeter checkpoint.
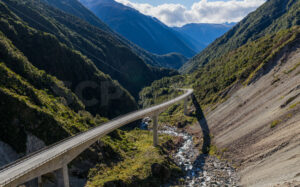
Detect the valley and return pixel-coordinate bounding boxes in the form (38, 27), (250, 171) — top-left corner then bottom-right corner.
(0, 0), (299, 186)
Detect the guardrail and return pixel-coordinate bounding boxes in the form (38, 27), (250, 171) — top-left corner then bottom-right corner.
(0, 88), (193, 186)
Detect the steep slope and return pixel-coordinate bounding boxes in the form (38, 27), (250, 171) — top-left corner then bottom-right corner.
(152, 53), (188, 70)
(0, 5), (180, 185)
(173, 23), (234, 52)
(140, 25), (300, 186)
(0, 30), (106, 154)
(138, 0), (300, 183)
(42, 0), (187, 69)
(181, 0), (300, 73)
(204, 35), (300, 186)
(79, 0), (196, 58)
(1, 0), (176, 99)
(0, 32), (180, 186)
(43, 0), (112, 32)
(0, 0), (138, 117)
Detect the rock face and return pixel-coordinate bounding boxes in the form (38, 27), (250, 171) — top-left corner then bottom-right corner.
(26, 132), (46, 154)
(0, 141), (19, 167)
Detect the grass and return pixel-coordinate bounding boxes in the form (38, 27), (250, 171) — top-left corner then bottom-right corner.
(181, 0), (300, 73)
(0, 62), (109, 152)
(158, 103), (196, 127)
(270, 120), (281, 128)
(140, 27), (300, 110)
(289, 101), (300, 109)
(208, 145), (221, 159)
(87, 129), (181, 186)
(281, 94), (300, 108)
(284, 61), (300, 74)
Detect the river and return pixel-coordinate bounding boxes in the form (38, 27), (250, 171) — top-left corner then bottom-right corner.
(141, 118), (239, 186)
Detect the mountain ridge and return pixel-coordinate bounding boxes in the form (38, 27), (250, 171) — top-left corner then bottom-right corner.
(180, 0), (300, 73)
(79, 0), (197, 58)
(1, 0), (179, 99)
(173, 23), (234, 52)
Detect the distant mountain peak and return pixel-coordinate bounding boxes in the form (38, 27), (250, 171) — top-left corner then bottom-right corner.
(80, 0), (197, 57)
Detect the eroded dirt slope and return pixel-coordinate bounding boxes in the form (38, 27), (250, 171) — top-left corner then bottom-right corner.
(201, 41), (300, 186)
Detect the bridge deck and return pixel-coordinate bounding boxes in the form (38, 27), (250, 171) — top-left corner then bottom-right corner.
(0, 89), (193, 186)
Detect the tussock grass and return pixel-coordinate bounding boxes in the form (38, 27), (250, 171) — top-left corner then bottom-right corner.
(87, 129), (181, 186)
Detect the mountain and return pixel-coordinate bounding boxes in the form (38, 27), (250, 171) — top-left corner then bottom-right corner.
(79, 0), (196, 58)
(43, 0), (112, 32)
(0, 0), (140, 118)
(1, 0), (178, 100)
(180, 0), (300, 73)
(173, 23), (235, 52)
(139, 0), (300, 185)
(0, 30), (107, 153)
(41, 0), (186, 70)
(0, 0), (181, 185)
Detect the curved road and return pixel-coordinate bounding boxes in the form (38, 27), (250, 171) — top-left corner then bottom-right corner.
(0, 89), (193, 186)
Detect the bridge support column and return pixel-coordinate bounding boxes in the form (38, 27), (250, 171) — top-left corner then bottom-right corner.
(184, 97), (188, 115)
(152, 115), (158, 147)
(38, 176), (42, 187)
(56, 165), (69, 187)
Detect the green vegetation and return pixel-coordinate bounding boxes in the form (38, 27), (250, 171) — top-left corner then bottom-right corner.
(281, 94), (300, 108)
(181, 0), (300, 73)
(284, 61), (300, 74)
(87, 129), (181, 186)
(158, 104), (196, 127)
(0, 0), (298, 186)
(0, 61), (108, 152)
(270, 112), (295, 129)
(139, 75), (197, 127)
(0, 30), (113, 152)
(0, 0), (182, 185)
(0, 0), (177, 99)
(289, 101), (300, 109)
(140, 27), (300, 109)
(0, 1), (138, 118)
(270, 120), (281, 128)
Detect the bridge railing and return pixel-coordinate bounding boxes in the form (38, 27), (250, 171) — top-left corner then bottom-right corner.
(0, 89), (193, 187)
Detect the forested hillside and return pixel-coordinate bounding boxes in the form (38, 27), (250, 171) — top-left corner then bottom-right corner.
(0, 1), (180, 185)
(181, 0), (300, 73)
(141, 26), (300, 108)
(43, 0), (187, 70)
(140, 0), (300, 185)
(1, 0), (177, 99)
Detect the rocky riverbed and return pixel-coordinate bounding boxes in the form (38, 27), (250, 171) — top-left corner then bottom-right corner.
(159, 125), (239, 186)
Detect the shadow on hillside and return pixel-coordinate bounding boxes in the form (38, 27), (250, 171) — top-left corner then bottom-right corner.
(191, 94), (211, 171)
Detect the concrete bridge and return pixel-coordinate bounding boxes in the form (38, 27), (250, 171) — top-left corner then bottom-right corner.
(0, 89), (193, 187)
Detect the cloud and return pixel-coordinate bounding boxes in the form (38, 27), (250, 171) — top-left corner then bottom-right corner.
(115, 0), (266, 27)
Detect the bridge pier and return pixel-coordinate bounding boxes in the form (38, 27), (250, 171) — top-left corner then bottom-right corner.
(184, 97), (188, 115)
(38, 176), (42, 187)
(0, 89), (193, 187)
(152, 115), (158, 147)
(55, 165), (69, 187)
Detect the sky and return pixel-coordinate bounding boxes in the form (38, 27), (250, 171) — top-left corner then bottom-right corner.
(114, 0), (266, 27)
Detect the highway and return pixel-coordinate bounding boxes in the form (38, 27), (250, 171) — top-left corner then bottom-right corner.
(0, 89), (193, 187)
